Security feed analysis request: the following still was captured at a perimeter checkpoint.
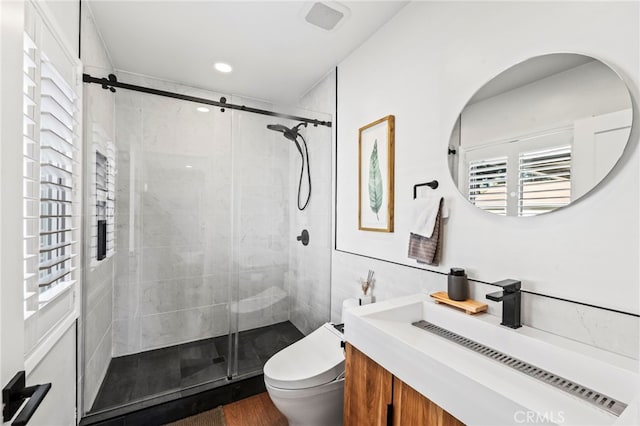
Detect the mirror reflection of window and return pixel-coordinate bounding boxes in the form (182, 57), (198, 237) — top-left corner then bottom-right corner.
(463, 129), (573, 216)
(518, 144), (571, 217)
(450, 53), (633, 217)
(96, 152), (108, 261)
(468, 156), (508, 215)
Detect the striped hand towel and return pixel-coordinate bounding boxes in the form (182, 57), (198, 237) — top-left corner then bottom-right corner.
(408, 197), (443, 265)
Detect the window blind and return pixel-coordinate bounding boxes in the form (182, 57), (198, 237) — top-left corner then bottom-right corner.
(23, 27), (80, 315)
(91, 137), (116, 263)
(23, 32), (39, 320)
(468, 156), (508, 216)
(518, 146), (571, 217)
(105, 143), (115, 257)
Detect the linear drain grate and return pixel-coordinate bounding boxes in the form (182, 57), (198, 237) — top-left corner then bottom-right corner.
(412, 320), (627, 417)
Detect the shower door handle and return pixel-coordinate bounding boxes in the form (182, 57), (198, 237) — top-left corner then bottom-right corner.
(3, 371), (51, 426)
(296, 230), (309, 246)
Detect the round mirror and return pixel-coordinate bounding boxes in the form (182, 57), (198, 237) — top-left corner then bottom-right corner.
(448, 53), (633, 217)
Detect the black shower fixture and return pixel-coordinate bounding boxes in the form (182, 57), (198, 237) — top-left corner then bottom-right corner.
(266, 123), (306, 142)
(100, 73), (118, 92)
(267, 122), (312, 211)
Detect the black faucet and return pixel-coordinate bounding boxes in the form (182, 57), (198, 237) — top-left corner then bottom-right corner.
(486, 279), (522, 329)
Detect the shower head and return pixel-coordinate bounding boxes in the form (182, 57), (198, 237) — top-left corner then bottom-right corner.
(266, 123), (306, 142)
(266, 122), (312, 211)
(267, 122), (308, 156)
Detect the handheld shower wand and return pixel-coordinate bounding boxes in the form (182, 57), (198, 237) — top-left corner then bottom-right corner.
(266, 122), (311, 210)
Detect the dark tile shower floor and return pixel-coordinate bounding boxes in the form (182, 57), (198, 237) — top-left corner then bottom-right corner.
(91, 321), (304, 413)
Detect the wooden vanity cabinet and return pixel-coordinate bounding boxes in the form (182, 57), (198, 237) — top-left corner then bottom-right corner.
(344, 343), (464, 426)
(343, 342), (393, 425)
(392, 376), (464, 426)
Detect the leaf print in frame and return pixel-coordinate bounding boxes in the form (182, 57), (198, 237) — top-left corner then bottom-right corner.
(368, 140), (383, 220)
(358, 116), (394, 232)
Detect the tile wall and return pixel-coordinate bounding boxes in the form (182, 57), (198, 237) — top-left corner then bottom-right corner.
(288, 72), (335, 334)
(110, 80), (320, 355)
(230, 101), (291, 333)
(112, 77), (232, 355)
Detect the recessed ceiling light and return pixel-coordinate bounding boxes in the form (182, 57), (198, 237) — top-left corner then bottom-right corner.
(197, 107), (210, 113)
(185, 165), (193, 169)
(214, 62), (233, 73)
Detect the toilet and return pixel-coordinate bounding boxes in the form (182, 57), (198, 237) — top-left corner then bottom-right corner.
(263, 299), (357, 426)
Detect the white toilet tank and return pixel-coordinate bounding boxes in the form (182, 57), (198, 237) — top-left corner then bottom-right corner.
(341, 298), (358, 322)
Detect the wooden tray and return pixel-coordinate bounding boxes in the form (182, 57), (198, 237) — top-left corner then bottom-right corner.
(430, 292), (487, 315)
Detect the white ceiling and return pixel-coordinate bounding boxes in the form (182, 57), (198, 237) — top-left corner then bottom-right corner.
(87, 1), (408, 105)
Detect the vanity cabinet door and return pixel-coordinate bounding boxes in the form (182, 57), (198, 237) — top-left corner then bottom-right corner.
(344, 343), (465, 426)
(392, 378), (464, 426)
(344, 343), (393, 426)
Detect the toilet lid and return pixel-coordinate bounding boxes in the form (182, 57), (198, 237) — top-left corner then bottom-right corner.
(264, 324), (345, 390)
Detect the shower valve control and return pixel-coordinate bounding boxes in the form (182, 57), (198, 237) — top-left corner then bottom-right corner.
(297, 229), (309, 246)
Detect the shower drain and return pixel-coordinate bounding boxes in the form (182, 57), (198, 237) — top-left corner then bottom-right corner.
(412, 320), (627, 417)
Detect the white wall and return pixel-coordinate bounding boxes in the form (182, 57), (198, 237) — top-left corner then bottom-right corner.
(28, 326), (77, 426)
(42, 0), (78, 59)
(333, 1), (639, 358)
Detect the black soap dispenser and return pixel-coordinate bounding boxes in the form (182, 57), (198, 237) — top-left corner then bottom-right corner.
(447, 268), (468, 301)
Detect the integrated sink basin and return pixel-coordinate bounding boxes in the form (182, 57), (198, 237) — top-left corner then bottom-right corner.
(343, 294), (640, 425)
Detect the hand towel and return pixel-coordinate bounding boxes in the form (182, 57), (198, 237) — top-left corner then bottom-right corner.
(409, 196), (442, 238)
(408, 197), (443, 265)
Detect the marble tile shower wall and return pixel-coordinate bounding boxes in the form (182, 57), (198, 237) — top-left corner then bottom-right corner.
(288, 72), (335, 335)
(111, 77), (298, 355)
(231, 99), (291, 332)
(113, 75), (233, 355)
(83, 259), (113, 407)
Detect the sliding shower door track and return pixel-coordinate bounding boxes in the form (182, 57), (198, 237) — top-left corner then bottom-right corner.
(79, 373), (264, 426)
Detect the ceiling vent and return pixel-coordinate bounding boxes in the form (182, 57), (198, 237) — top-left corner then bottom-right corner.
(304, 2), (350, 31)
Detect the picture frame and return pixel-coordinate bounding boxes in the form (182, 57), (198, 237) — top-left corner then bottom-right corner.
(358, 115), (395, 232)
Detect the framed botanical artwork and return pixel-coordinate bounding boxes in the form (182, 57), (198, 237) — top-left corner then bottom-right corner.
(358, 115), (395, 232)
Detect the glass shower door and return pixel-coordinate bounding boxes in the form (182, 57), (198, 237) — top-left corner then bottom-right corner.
(82, 78), (332, 418)
(228, 101), (333, 378)
(84, 81), (236, 415)
(119, 89), (234, 395)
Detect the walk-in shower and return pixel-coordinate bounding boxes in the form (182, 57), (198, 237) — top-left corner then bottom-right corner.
(80, 71), (333, 421)
(267, 122), (312, 210)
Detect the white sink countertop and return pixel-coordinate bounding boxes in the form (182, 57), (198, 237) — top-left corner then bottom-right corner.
(343, 293), (640, 426)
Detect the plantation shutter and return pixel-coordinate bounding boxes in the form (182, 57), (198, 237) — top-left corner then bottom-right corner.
(23, 31), (40, 321)
(468, 156), (508, 216)
(22, 2), (82, 357)
(518, 146), (571, 216)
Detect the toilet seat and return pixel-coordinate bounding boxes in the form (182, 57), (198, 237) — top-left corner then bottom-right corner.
(264, 323), (344, 390)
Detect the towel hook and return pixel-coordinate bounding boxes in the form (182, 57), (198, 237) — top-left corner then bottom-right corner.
(413, 180), (439, 199)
